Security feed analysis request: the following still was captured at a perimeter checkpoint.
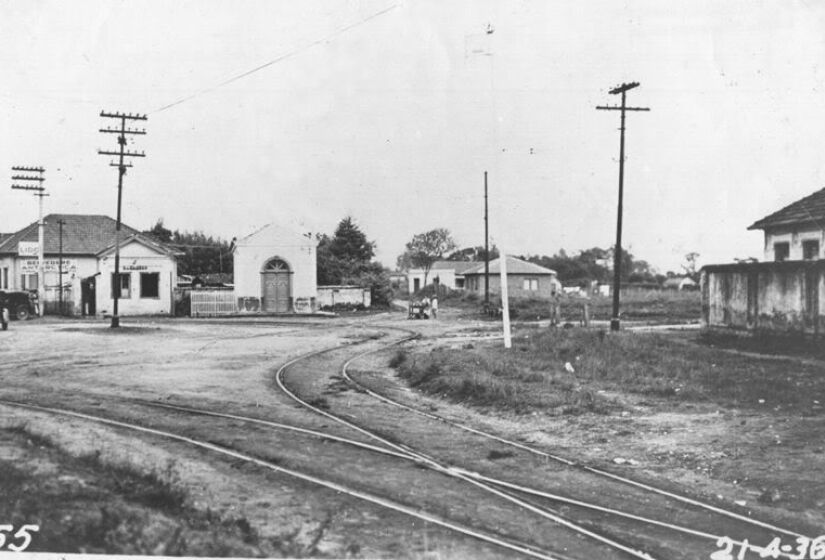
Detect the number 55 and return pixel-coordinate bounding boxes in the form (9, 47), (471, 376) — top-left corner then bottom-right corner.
(5, 525), (39, 551)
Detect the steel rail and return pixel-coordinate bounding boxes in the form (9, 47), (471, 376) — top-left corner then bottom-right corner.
(0, 399), (558, 560)
(275, 338), (660, 560)
(343, 326), (805, 541)
(136, 399), (771, 555)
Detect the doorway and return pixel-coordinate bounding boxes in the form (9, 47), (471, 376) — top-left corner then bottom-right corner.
(261, 258), (292, 313)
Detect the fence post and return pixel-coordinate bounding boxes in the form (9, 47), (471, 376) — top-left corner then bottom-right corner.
(582, 302), (590, 327)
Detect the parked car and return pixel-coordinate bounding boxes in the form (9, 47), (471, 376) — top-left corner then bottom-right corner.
(0, 290), (38, 320)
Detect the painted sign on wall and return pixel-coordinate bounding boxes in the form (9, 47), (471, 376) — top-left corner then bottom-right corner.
(18, 242), (39, 256)
(20, 259), (77, 273)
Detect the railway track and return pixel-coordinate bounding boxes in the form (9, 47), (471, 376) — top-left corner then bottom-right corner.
(0, 318), (813, 558)
(274, 324), (810, 559)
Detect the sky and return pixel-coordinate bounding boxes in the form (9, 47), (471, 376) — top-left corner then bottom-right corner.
(3, 0), (825, 273)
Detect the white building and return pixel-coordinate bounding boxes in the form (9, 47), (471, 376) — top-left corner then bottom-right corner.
(406, 260), (479, 293)
(232, 224), (317, 313)
(0, 214), (179, 316)
(749, 187), (825, 261)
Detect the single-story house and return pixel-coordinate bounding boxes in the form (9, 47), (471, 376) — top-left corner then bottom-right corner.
(463, 256), (562, 299)
(406, 260), (480, 293)
(0, 214), (180, 316)
(232, 223), (317, 313)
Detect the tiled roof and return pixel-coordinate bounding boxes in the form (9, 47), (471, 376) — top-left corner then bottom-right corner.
(464, 256), (556, 276)
(430, 260), (482, 274)
(748, 187), (825, 230)
(0, 214), (141, 255)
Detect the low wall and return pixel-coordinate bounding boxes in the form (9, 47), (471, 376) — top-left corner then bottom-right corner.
(701, 261), (825, 335)
(317, 286), (371, 309)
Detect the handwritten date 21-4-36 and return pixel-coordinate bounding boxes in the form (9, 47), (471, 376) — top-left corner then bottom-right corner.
(711, 535), (825, 560)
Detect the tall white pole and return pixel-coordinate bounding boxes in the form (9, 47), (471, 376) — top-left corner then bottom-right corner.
(499, 253), (511, 349)
(37, 194), (45, 317)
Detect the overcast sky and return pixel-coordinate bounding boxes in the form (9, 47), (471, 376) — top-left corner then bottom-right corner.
(3, 0), (825, 272)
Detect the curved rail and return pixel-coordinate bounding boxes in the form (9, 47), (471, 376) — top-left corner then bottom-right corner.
(342, 327), (805, 541)
(274, 337), (660, 560)
(0, 399), (557, 560)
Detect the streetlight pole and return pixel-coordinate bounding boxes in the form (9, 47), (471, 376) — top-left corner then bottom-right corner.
(11, 166), (47, 316)
(596, 82), (650, 331)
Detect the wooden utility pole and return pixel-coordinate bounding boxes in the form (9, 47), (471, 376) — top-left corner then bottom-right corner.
(484, 170), (490, 306)
(11, 166), (47, 316)
(596, 82), (649, 331)
(57, 218), (65, 316)
(98, 111), (147, 328)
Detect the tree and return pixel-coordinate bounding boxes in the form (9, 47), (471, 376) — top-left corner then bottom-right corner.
(446, 245), (499, 262)
(316, 217), (376, 285)
(143, 220), (232, 277)
(398, 228), (457, 286)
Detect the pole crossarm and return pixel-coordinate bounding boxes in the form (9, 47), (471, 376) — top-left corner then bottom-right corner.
(97, 150), (146, 158)
(100, 111), (147, 121)
(596, 106), (650, 112)
(11, 166), (45, 173)
(99, 128), (147, 135)
(11, 185), (46, 192)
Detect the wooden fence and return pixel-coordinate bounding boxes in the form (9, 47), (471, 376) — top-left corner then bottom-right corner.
(190, 289), (237, 317)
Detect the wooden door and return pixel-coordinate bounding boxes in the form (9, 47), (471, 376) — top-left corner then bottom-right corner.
(261, 258), (292, 313)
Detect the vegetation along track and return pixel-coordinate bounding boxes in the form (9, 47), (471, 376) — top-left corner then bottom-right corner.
(325, 324), (812, 558)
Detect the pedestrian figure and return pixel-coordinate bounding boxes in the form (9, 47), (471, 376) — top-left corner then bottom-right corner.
(1, 305), (8, 331)
(421, 296), (431, 319)
(431, 294), (438, 319)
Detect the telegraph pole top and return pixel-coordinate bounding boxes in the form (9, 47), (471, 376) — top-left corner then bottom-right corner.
(609, 82), (640, 95)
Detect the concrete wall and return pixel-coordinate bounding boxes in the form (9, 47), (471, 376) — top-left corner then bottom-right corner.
(702, 261), (825, 334)
(764, 226), (825, 261)
(465, 273), (560, 299)
(407, 268), (458, 292)
(97, 241), (178, 316)
(317, 286), (371, 308)
(233, 224), (317, 313)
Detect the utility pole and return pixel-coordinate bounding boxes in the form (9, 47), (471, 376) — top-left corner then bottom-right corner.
(57, 218), (65, 316)
(98, 111), (147, 328)
(11, 166), (47, 317)
(484, 170), (490, 306)
(596, 82), (649, 332)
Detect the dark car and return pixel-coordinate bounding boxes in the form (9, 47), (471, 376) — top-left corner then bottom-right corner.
(0, 290), (38, 320)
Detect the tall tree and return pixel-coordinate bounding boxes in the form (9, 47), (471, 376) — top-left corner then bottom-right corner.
(398, 228), (457, 286)
(316, 217), (375, 285)
(682, 252), (700, 282)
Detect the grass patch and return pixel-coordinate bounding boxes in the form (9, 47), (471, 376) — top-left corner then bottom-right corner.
(393, 328), (825, 413)
(698, 330), (825, 361)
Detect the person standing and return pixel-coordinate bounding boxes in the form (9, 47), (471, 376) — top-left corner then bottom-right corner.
(430, 294), (438, 320)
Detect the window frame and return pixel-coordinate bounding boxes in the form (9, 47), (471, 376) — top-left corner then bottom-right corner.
(802, 239), (819, 260)
(111, 272), (131, 299)
(773, 242), (790, 262)
(140, 272), (160, 299)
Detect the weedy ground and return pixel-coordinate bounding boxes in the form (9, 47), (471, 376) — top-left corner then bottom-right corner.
(392, 328), (825, 415)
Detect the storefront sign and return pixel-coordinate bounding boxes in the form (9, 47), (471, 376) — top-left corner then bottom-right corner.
(18, 242), (39, 257)
(20, 259), (77, 273)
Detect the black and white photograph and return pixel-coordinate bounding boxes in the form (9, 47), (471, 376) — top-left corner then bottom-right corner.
(2, 1), (825, 558)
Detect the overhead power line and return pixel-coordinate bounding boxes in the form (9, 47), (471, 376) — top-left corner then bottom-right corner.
(153, 3), (399, 114)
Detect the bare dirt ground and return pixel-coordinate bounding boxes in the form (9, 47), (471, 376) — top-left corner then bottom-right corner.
(1, 311), (823, 559)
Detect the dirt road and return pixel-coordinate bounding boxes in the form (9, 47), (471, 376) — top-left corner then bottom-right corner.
(0, 314), (819, 558)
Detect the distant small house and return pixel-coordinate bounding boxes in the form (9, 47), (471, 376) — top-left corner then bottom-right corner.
(748, 187), (825, 261)
(406, 260), (480, 293)
(463, 256), (561, 299)
(663, 276), (697, 291)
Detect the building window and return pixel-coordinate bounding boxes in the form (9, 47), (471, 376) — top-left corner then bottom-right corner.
(774, 242), (790, 262)
(21, 273), (37, 290)
(802, 240), (820, 260)
(111, 273), (131, 299)
(140, 272), (160, 298)
(1, 267), (7, 289)
(523, 278), (539, 291)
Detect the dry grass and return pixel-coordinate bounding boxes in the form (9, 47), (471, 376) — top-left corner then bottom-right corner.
(393, 328), (825, 414)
